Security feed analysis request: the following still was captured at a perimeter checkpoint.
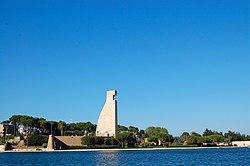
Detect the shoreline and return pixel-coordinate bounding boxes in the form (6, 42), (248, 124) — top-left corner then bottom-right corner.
(1, 146), (243, 153)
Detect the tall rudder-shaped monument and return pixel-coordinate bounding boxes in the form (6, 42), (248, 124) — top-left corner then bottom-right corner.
(96, 90), (118, 138)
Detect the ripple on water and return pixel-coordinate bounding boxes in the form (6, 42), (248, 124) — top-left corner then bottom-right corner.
(0, 148), (250, 166)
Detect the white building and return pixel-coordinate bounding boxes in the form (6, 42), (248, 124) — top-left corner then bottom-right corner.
(232, 141), (250, 147)
(0, 124), (14, 136)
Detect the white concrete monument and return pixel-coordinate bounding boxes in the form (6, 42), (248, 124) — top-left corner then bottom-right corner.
(96, 90), (118, 138)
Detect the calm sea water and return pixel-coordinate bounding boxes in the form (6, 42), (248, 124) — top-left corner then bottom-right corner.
(0, 148), (250, 166)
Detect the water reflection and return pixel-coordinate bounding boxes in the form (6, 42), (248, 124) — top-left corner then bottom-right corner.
(94, 151), (121, 166)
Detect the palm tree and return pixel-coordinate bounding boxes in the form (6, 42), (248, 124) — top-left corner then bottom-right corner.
(58, 121), (66, 136)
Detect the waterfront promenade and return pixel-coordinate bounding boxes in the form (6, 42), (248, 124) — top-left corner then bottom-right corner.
(2, 146), (242, 153)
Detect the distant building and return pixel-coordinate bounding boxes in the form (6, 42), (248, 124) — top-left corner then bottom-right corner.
(232, 141), (250, 147)
(0, 124), (14, 136)
(18, 127), (28, 136)
(96, 90), (118, 138)
(18, 126), (36, 136)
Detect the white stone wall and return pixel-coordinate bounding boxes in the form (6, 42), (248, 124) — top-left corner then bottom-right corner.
(96, 90), (118, 138)
(0, 124), (4, 134)
(0, 145), (6, 151)
(232, 141), (250, 147)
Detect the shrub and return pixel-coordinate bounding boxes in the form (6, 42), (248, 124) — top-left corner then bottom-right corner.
(112, 138), (119, 145)
(104, 138), (112, 145)
(95, 137), (104, 145)
(163, 143), (170, 147)
(147, 136), (158, 144)
(81, 136), (95, 146)
(139, 142), (151, 148)
(27, 135), (48, 146)
(0, 137), (5, 145)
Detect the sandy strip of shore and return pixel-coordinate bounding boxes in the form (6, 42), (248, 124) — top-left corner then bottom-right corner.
(2, 146), (239, 153)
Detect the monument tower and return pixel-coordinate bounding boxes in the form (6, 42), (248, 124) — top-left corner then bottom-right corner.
(96, 90), (118, 138)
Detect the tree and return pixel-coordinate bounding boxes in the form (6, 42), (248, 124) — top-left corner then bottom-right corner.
(46, 121), (59, 135)
(203, 129), (213, 136)
(9, 115), (22, 136)
(202, 136), (212, 143)
(147, 136), (159, 145)
(210, 135), (224, 143)
(116, 132), (135, 148)
(39, 119), (50, 135)
(81, 136), (95, 146)
(104, 138), (112, 145)
(68, 123), (76, 131)
(139, 130), (145, 135)
(186, 135), (198, 145)
(1, 120), (11, 124)
(158, 133), (172, 144)
(58, 121), (66, 136)
(95, 137), (104, 145)
(27, 135), (48, 146)
(33, 118), (40, 130)
(144, 127), (172, 146)
(203, 129), (223, 136)
(20, 116), (34, 127)
(128, 126), (139, 134)
(85, 122), (96, 133)
(145, 127), (169, 137)
(224, 131), (244, 141)
(243, 135), (250, 141)
(179, 132), (189, 142)
(0, 137), (5, 145)
(118, 125), (128, 133)
(65, 122), (96, 136)
(191, 132), (201, 137)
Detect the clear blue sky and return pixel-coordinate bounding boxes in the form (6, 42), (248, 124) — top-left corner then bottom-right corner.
(0, 0), (249, 136)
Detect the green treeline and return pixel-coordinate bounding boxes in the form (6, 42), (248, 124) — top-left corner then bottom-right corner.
(1, 115), (250, 148)
(7, 115), (96, 136)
